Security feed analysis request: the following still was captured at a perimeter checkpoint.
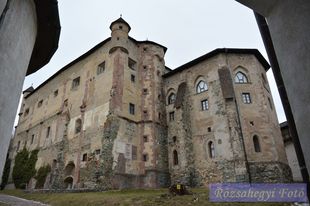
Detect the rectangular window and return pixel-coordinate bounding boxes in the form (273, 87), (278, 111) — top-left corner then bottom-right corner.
(46, 126), (51, 138)
(131, 74), (135, 83)
(97, 61), (105, 75)
(201, 99), (209, 111)
(31, 135), (35, 144)
(129, 103), (135, 115)
(37, 100), (43, 108)
(242, 93), (252, 104)
(143, 154), (148, 162)
(82, 153), (87, 161)
(169, 111), (175, 121)
(54, 90), (58, 97)
(128, 58), (136, 70)
(71, 77), (80, 89)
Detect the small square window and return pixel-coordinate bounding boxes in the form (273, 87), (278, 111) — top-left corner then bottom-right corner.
(95, 149), (101, 155)
(143, 110), (148, 119)
(97, 61), (105, 75)
(242, 93), (252, 104)
(37, 100), (43, 108)
(208, 127), (211, 132)
(169, 112), (175, 121)
(131, 74), (135, 83)
(54, 90), (58, 97)
(143, 135), (148, 142)
(129, 103), (135, 115)
(201, 99), (209, 111)
(143, 89), (148, 95)
(72, 77), (80, 89)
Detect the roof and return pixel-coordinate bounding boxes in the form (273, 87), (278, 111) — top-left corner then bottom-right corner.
(109, 17), (131, 32)
(128, 37), (167, 53)
(25, 35), (168, 98)
(23, 86), (34, 94)
(27, 0), (61, 75)
(163, 48), (270, 78)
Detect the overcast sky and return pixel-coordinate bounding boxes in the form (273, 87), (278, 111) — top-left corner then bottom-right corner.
(18, 0), (286, 125)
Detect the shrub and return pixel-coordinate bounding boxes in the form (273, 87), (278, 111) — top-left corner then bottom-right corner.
(1, 157), (11, 190)
(12, 148), (39, 189)
(35, 164), (51, 189)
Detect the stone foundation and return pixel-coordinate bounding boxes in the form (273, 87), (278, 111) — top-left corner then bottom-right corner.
(249, 161), (293, 183)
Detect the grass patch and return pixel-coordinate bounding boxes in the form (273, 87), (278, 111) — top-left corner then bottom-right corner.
(0, 188), (291, 206)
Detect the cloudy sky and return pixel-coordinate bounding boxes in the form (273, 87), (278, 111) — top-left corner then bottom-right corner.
(19, 0), (286, 125)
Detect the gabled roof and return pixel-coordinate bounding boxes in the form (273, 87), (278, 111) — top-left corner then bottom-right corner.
(25, 37), (111, 98)
(109, 17), (131, 32)
(25, 35), (167, 99)
(163, 48), (270, 78)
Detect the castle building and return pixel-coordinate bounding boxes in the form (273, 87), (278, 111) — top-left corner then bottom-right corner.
(8, 18), (291, 189)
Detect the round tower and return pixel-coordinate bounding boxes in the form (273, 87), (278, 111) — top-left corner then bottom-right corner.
(109, 17), (131, 41)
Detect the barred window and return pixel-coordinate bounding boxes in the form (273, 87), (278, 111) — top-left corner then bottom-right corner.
(242, 93), (252, 104)
(201, 99), (209, 111)
(129, 103), (135, 115)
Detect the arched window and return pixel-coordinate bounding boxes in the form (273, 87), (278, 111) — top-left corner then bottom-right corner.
(173, 150), (179, 165)
(196, 81), (208, 93)
(168, 93), (176, 104)
(75, 118), (82, 134)
(235, 72), (248, 83)
(208, 141), (215, 158)
(253, 135), (261, 153)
